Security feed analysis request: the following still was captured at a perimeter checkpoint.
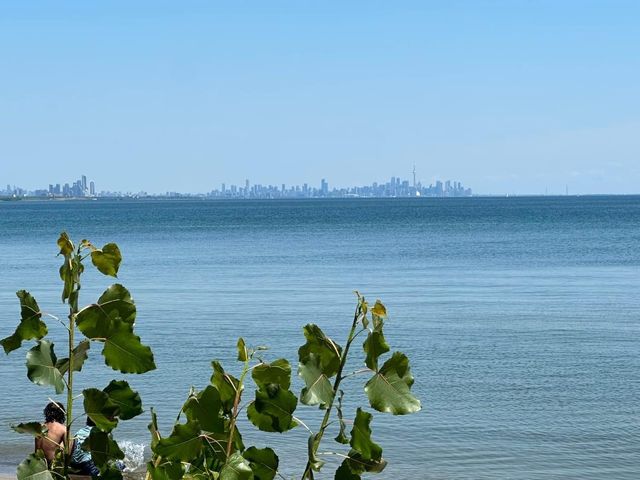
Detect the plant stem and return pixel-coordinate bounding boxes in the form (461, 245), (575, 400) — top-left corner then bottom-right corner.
(300, 303), (362, 479)
(225, 359), (250, 459)
(64, 309), (74, 475)
(64, 252), (81, 476)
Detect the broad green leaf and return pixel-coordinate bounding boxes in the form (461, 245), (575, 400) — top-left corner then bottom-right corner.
(298, 324), (341, 408)
(83, 388), (119, 432)
(82, 428), (124, 468)
(57, 232), (74, 256)
(211, 361), (240, 415)
(76, 284), (153, 373)
(247, 385), (297, 433)
(101, 321), (156, 374)
(220, 452), (253, 480)
(148, 407), (161, 450)
(59, 259), (74, 303)
(230, 421), (245, 452)
(183, 385), (224, 433)
(12, 422), (45, 437)
(16, 453), (54, 480)
(243, 447), (278, 480)
(363, 331), (389, 372)
(237, 337), (248, 362)
(154, 421), (203, 461)
(334, 461), (360, 480)
(299, 353), (334, 408)
(56, 339), (90, 375)
(103, 380), (143, 420)
(252, 359), (291, 390)
(298, 324), (342, 376)
(91, 243), (122, 277)
(1, 290), (47, 354)
(344, 451), (386, 474)
(365, 352), (421, 415)
(334, 390), (349, 444)
(298, 324), (342, 408)
(76, 284), (137, 338)
(147, 461), (185, 480)
(350, 409), (382, 461)
(26, 340), (65, 394)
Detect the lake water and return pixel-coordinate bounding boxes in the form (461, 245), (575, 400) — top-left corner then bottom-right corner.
(0, 197), (638, 479)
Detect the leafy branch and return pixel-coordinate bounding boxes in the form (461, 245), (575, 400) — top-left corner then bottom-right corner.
(147, 292), (421, 480)
(1, 233), (155, 480)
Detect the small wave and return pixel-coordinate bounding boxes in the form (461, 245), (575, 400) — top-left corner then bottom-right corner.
(118, 441), (147, 472)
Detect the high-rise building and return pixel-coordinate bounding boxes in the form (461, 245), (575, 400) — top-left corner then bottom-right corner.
(321, 178), (328, 196)
(89, 181), (95, 196)
(81, 175), (87, 192)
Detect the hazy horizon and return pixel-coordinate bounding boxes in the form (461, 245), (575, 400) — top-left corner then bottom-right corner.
(2, 1), (639, 195)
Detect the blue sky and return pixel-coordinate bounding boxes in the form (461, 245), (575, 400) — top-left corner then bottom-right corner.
(1, 1), (639, 194)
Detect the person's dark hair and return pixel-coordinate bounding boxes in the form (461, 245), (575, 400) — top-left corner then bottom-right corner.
(86, 416), (96, 427)
(44, 402), (65, 423)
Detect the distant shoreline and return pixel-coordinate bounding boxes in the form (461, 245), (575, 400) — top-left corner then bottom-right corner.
(2, 193), (640, 203)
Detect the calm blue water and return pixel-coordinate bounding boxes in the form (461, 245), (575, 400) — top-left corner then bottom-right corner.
(0, 197), (638, 479)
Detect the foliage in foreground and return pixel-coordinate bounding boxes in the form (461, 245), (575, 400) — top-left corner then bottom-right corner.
(1, 233), (155, 479)
(147, 294), (421, 480)
(1, 234), (421, 480)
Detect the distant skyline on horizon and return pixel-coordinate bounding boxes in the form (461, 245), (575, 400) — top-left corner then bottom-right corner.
(2, 1), (639, 195)
(2, 163), (631, 197)
(2, 171), (474, 198)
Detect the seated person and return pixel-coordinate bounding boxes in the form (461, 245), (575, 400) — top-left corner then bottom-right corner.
(35, 402), (66, 466)
(70, 417), (100, 476)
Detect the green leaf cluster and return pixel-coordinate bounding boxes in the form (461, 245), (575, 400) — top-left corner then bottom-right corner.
(335, 409), (386, 479)
(149, 345), (286, 480)
(247, 359), (298, 433)
(2, 235), (422, 480)
(149, 295), (421, 480)
(361, 298), (421, 416)
(1, 233), (155, 479)
(83, 380), (143, 432)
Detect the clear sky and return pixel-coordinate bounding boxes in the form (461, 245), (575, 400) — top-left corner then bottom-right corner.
(1, 1), (639, 195)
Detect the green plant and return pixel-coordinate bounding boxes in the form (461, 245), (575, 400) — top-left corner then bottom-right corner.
(1, 233), (156, 479)
(147, 294), (420, 479)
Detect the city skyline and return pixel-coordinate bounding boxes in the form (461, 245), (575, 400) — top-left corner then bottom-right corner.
(1, 171), (472, 199)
